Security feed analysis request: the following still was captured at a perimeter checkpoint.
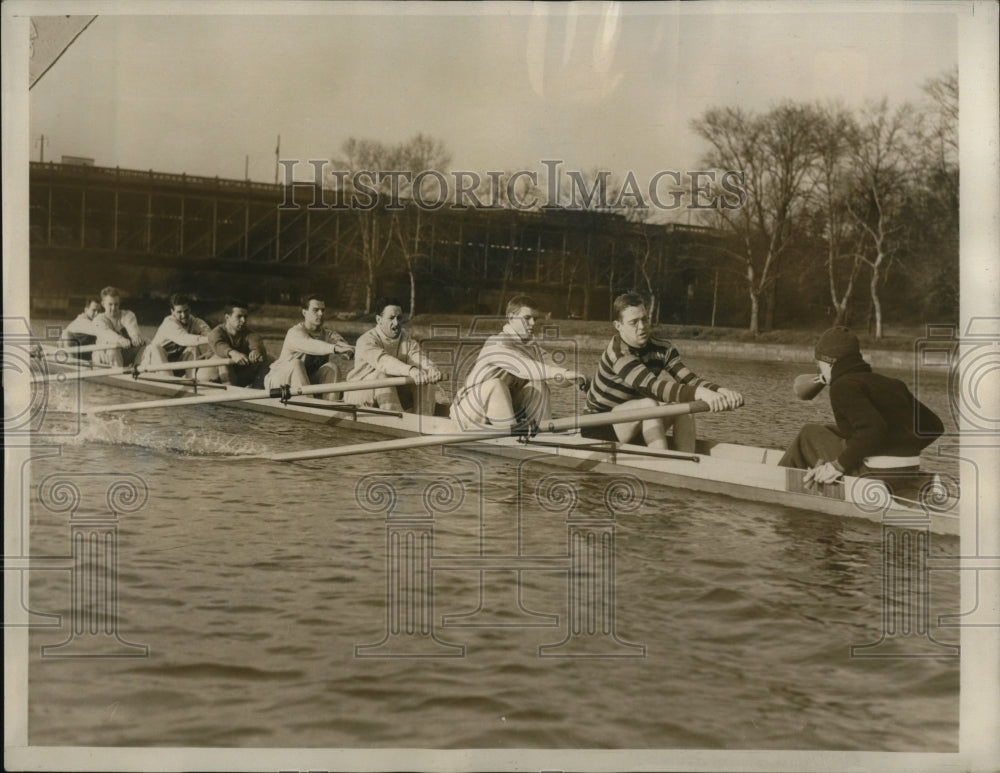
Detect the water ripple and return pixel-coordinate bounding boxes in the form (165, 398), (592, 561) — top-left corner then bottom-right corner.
(132, 663), (303, 681)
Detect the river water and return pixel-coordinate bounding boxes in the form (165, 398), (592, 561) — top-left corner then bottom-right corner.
(24, 353), (960, 751)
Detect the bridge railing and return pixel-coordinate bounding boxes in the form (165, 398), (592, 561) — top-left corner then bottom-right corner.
(30, 161), (280, 195)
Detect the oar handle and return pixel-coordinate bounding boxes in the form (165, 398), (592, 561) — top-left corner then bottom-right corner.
(268, 376), (414, 399)
(543, 400), (711, 433)
(41, 342), (121, 355)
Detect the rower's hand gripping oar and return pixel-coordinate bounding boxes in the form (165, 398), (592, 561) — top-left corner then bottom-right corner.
(265, 399), (720, 462)
(87, 376), (416, 414)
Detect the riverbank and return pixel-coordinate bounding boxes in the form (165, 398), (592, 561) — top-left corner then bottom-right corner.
(244, 309), (944, 370)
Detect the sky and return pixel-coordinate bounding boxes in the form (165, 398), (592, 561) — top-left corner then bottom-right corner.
(27, 3), (959, 190)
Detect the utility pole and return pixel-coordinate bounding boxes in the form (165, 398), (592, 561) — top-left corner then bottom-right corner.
(245, 155), (249, 181)
(38, 134), (48, 162)
(711, 269), (719, 328)
(274, 135), (280, 185)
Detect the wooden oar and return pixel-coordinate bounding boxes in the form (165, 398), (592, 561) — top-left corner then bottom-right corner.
(32, 357), (235, 384)
(266, 400), (715, 462)
(40, 342), (121, 355)
(89, 376), (414, 414)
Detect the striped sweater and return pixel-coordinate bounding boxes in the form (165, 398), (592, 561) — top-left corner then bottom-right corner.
(586, 334), (719, 412)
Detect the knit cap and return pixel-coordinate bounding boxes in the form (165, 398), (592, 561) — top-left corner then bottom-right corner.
(814, 326), (860, 363)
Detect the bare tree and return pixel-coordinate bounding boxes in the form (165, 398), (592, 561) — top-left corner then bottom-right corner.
(845, 100), (915, 339)
(332, 134), (451, 315)
(330, 138), (401, 314)
(389, 206), (429, 318)
(594, 172), (657, 319)
(810, 103), (864, 325)
(470, 170), (543, 315)
(390, 135), (451, 317)
(692, 103), (822, 335)
(919, 67), (958, 171)
(905, 69), (959, 318)
(621, 215), (658, 321)
(473, 167), (544, 212)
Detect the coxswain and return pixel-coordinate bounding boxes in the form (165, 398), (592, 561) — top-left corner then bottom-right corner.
(778, 326), (944, 498)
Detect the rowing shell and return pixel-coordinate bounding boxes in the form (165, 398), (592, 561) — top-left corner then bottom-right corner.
(42, 359), (960, 536)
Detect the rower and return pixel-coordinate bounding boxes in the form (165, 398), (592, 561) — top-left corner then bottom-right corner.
(585, 292), (743, 452)
(140, 293), (213, 375)
(92, 286), (146, 367)
(263, 294), (355, 400)
(343, 297), (443, 414)
(60, 297), (103, 360)
(451, 295), (587, 432)
(778, 326), (944, 498)
(205, 300), (273, 388)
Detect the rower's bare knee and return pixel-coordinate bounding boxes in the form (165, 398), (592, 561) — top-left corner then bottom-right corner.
(194, 367), (220, 383)
(95, 349), (123, 367)
(480, 380), (516, 424)
(374, 385), (403, 412)
(283, 361), (310, 389)
(142, 346), (167, 366)
(315, 362), (342, 401)
(668, 413), (697, 452)
(611, 398), (664, 446)
(642, 418), (668, 449)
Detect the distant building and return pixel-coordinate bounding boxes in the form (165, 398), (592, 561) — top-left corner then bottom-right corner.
(29, 160), (728, 321)
(61, 155), (94, 166)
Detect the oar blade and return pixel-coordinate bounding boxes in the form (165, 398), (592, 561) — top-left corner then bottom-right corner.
(89, 385), (268, 415)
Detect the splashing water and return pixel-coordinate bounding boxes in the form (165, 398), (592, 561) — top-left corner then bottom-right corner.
(30, 378), (273, 456)
(63, 414), (272, 457)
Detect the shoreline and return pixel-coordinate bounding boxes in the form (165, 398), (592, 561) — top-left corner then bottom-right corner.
(264, 319), (927, 370)
(32, 313), (941, 370)
(33, 317), (934, 371)
(270, 319), (916, 369)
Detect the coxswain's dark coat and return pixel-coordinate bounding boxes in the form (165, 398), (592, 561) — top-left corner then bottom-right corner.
(828, 352), (944, 471)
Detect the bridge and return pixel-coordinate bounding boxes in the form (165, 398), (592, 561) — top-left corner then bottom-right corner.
(29, 161), (726, 320)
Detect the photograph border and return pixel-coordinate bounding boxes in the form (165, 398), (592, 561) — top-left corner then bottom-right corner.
(4, 1), (998, 771)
